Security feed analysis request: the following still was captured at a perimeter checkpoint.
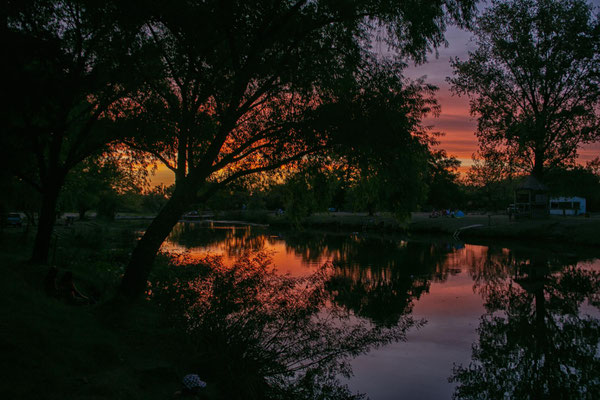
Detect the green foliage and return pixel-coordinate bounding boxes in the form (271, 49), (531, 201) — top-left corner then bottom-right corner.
(283, 173), (319, 225)
(141, 184), (173, 213)
(311, 62), (439, 218)
(344, 151), (430, 219)
(204, 187), (249, 213)
(0, 224), (198, 400)
(0, 172), (41, 224)
(278, 165), (340, 225)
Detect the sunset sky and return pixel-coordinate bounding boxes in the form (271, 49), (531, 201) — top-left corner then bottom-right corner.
(405, 22), (600, 174)
(150, 2), (600, 186)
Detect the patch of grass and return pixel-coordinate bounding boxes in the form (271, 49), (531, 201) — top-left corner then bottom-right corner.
(215, 210), (408, 232)
(302, 212), (406, 231)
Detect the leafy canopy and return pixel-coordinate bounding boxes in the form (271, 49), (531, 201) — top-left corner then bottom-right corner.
(449, 0), (600, 178)
(125, 0), (476, 197)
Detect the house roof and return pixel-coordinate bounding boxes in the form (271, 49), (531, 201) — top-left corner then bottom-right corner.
(516, 175), (548, 191)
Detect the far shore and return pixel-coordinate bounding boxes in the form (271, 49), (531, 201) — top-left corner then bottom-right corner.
(44, 209), (600, 247)
(186, 210), (600, 247)
(409, 212), (600, 247)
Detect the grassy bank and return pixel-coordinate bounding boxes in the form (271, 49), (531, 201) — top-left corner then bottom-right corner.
(214, 210), (407, 232)
(409, 212), (600, 246)
(0, 222), (210, 400)
(211, 210), (600, 246)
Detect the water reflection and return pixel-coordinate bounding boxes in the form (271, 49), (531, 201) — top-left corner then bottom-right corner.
(168, 222), (267, 258)
(326, 240), (459, 327)
(164, 223), (600, 398)
(152, 252), (421, 400)
(166, 223), (462, 327)
(452, 252), (600, 399)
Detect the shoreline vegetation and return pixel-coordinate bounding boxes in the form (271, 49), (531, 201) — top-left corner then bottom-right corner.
(177, 210), (600, 247)
(409, 212), (600, 247)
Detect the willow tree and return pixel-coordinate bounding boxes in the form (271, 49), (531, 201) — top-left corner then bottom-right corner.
(118, 0), (476, 299)
(450, 0), (600, 179)
(3, 0), (145, 263)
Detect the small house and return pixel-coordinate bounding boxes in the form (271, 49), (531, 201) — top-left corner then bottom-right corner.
(513, 175), (549, 218)
(549, 196), (586, 216)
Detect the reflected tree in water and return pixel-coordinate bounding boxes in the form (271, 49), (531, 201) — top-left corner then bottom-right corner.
(151, 252), (421, 399)
(451, 255), (600, 399)
(168, 223), (267, 258)
(325, 240), (459, 326)
(166, 225), (464, 327)
(281, 231), (347, 265)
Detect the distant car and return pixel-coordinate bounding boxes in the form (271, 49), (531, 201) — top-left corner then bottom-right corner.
(6, 213), (23, 227)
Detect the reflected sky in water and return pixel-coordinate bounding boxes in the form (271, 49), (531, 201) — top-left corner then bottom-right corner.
(164, 222), (600, 399)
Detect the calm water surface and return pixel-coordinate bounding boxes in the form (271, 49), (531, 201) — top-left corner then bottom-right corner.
(164, 222), (600, 399)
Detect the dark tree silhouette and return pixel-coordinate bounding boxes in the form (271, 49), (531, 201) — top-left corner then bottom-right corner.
(425, 150), (463, 209)
(151, 252), (421, 400)
(118, 0), (477, 300)
(449, 0), (600, 179)
(60, 151), (149, 220)
(325, 240), (457, 327)
(3, 0), (144, 263)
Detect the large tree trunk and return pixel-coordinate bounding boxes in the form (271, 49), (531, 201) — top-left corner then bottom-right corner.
(30, 184), (61, 264)
(118, 186), (191, 300)
(532, 149), (545, 179)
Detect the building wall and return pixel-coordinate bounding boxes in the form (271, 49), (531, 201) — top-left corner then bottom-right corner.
(549, 197), (586, 215)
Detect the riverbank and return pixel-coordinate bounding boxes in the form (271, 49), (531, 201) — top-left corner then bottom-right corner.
(0, 222), (214, 400)
(409, 212), (600, 246)
(212, 210), (406, 232)
(208, 210), (600, 246)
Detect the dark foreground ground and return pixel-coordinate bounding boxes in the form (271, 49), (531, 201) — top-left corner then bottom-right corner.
(0, 222), (216, 400)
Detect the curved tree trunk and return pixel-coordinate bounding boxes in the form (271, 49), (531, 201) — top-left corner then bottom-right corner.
(30, 184), (60, 264)
(118, 186), (191, 300)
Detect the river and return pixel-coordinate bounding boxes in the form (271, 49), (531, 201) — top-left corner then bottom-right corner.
(162, 221), (600, 399)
